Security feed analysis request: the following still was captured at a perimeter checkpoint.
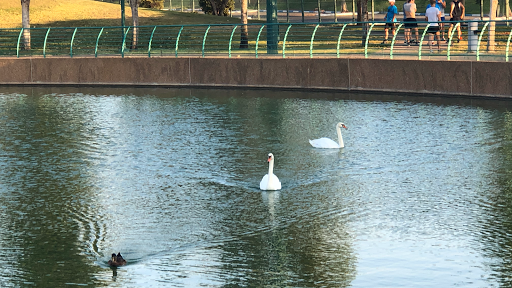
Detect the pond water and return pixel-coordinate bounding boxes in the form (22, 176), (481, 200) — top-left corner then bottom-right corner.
(1, 87), (512, 287)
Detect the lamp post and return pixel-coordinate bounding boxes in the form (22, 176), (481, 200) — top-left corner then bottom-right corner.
(121, 0), (125, 28)
(352, 0), (355, 22)
(267, 0), (278, 54)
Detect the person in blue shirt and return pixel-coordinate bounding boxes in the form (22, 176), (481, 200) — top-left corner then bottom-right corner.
(382, 0), (398, 44)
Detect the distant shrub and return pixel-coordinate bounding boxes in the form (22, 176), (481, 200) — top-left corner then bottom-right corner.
(140, 0), (164, 9)
(199, 0), (235, 16)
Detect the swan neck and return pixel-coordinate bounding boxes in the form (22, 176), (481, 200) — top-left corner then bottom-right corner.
(268, 159), (274, 176)
(336, 125), (344, 148)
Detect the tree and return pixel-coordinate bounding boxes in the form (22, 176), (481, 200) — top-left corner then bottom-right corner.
(199, 0), (235, 16)
(357, 0), (369, 46)
(21, 0), (30, 50)
(240, 0), (248, 48)
(356, 0), (368, 22)
(131, 0), (141, 49)
(488, 0), (498, 51)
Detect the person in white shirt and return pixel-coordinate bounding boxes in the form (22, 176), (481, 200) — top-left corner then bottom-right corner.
(425, 0), (441, 52)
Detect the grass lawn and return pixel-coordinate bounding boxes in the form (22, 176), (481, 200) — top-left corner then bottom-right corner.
(0, 0), (253, 28)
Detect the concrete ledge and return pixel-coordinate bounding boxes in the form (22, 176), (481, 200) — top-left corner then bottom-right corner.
(0, 59), (32, 83)
(0, 57), (510, 99)
(30, 58), (191, 84)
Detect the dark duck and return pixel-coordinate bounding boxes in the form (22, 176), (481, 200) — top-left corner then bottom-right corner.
(108, 252), (127, 267)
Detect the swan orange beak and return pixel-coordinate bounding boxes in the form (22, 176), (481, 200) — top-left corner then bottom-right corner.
(268, 156), (272, 162)
(342, 124), (347, 129)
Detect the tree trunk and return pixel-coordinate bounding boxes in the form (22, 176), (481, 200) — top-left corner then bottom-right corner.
(209, 0), (219, 15)
(130, 0), (140, 49)
(488, 0), (498, 51)
(357, 0), (369, 46)
(21, 0), (30, 50)
(218, 0), (229, 15)
(356, 0), (368, 23)
(240, 0), (248, 48)
(341, 0), (348, 12)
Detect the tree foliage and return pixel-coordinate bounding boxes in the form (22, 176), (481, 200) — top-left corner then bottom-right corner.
(140, 0), (164, 9)
(199, 0), (235, 16)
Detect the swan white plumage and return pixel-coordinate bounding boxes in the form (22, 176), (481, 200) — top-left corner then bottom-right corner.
(259, 153), (281, 191)
(309, 122), (347, 148)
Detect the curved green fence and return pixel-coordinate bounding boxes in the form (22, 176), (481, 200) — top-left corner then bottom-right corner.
(1, 20), (511, 61)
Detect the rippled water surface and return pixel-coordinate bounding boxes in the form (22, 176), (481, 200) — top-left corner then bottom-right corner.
(2, 87), (512, 287)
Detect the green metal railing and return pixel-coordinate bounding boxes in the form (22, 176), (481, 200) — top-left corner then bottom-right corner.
(1, 20), (511, 61)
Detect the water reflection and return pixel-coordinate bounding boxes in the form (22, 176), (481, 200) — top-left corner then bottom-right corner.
(0, 94), (104, 286)
(0, 87), (512, 286)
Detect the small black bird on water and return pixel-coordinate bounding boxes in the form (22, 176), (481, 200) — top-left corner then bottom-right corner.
(108, 252), (127, 267)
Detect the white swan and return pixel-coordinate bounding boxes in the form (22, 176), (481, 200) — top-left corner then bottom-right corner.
(309, 122), (347, 148)
(259, 153), (281, 191)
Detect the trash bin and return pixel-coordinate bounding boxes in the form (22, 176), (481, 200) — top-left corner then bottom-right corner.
(468, 21), (479, 52)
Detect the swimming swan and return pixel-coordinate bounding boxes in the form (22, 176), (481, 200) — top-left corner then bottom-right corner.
(260, 153), (281, 191)
(309, 122), (347, 149)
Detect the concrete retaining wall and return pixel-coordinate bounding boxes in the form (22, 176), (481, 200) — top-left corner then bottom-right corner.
(0, 58), (510, 98)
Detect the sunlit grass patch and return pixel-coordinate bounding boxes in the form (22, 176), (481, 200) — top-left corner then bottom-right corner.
(0, 0), (254, 28)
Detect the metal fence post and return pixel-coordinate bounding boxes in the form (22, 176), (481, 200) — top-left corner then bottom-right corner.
(16, 28), (23, 58)
(175, 26), (184, 58)
(418, 23), (431, 60)
(202, 25), (211, 58)
(334, 0), (337, 22)
(352, 0), (355, 22)
(286, 0), (290, 23)
(95, 27), (104, 58)
(476, 21), (490, 61)
(70, 28), (78, 58)
(148, 26), (157, 57)
(364, 23), (375, 58)
(506, 28), (512, 62)
(317, 0), (321, 22)
(43, 28), (51, 58)
(282, 24), (292, 58)
(390, 23), (403, 59)
(121, 27), (131, 58)
(301, 0), (305, 22)
(336, 23), (348, 58)
(447, 22), (460, 60)
(228, 25), (239, 58)
(310, 24), (320, 58)
(255, 24), (265, 58)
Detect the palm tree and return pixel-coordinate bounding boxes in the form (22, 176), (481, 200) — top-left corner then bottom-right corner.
(130, 0), (141, 49)
(21, 0), (30, 50)
(240, 0), (248, 48)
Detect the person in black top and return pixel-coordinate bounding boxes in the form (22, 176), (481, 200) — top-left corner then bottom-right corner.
(447, 0), (465, 43)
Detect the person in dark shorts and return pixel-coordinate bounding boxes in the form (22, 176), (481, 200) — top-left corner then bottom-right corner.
(382, 0), (398, 44)
(425, 0), (441, 52)
(403, 0), (419, 45)
(447, 0), (465, 43)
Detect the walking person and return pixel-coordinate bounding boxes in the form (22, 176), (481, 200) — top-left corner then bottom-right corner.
(436, 0), (447, 40)
(403, 0), (419, 45)
(447, 0), (465, 43)
(426, 0), (446, 40)
(425, 0), (441, 52)
(382, 0), (398, 44)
